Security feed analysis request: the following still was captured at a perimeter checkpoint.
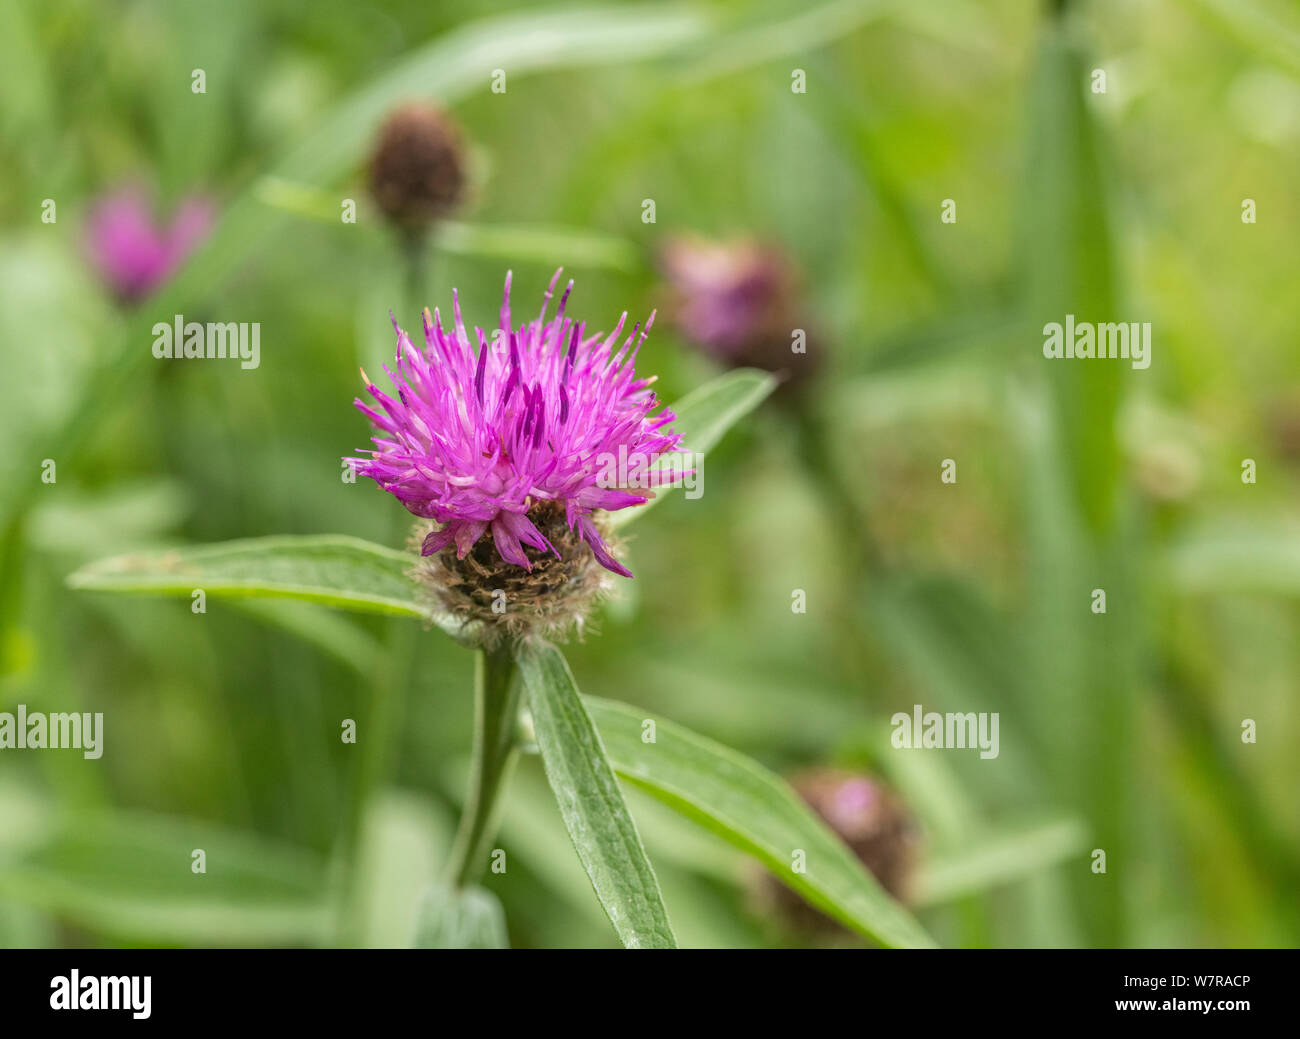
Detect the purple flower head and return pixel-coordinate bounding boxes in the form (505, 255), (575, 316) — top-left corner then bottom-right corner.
(348, 270), (687, 579)
(659, 236), (795, 358)
(85, 187), (214, 303)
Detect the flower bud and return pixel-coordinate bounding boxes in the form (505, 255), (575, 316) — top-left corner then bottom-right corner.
(659, 235), (822, 393)
(759, 770), (920, 936)
(367, 102), (467, 232)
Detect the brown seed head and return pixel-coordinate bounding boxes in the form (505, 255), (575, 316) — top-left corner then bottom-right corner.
(367, 102), (467, 231)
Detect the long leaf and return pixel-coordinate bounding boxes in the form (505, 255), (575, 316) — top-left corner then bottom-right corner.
(676, 0), (894, 85)
(0, 809), (330, 946)
(1183, 0), (1300, 79)
(1165, 518), (1300, 596)
(913, 818), (1089, 907)
(585, 697), (937, 948)
(1021, 20), (1122, 535)
(612, 368), (777, 529)
(517, 642), (676, 948)
(68, 535), (423, 619)
(1016, 14), (1132, 946)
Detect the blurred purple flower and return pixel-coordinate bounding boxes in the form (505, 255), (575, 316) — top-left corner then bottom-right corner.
(659, 235), (795, 358)
(764, 770), (918, 922)
(85, 187), (214, 303)
(348, 270), (686, 578)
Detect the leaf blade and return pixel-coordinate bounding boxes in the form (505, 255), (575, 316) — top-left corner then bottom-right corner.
(1165, 517), (1300, 596)
(586, 696), (938, 948)
(913, 818), (1089, 907)
(67, 535), (423, 618)
(0, 808), (330, 947)
(518, 642), (676, 949)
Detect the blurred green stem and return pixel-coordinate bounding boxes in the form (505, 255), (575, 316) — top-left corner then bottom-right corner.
(444, 643), (522, 889)
(401, 230), (427, 312)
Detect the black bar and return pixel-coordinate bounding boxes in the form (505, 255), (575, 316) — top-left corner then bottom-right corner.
(0, 949), (1289, 1026)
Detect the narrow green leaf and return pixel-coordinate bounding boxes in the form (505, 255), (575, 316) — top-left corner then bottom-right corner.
(913, 818), (1089, 907)
(0, 810), (330, 946)
(413, 883), (509, 949)
(1165, 518), (1300, 596)
(1183, 0), (1300, 78)
(67, 534), (482, 642)
(1021, 21), (1121, 535)
(68, 535), (490, 649)
(67, 535), (422, 616)
(676, 0), (894, 85)
(612, 368), (778, 529)
(585, 697), (938, 948)
(517, 642), (676, 948)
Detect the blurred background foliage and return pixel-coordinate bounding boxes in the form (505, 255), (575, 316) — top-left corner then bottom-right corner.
(1, 0), (1298, 948)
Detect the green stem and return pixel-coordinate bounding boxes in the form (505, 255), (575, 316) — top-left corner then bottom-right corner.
(401, 227), (443, 314)
(444, 643), (523, 889)
(402, 230), (427, 312)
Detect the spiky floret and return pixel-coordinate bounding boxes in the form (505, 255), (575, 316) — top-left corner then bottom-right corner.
(348, 270), (686, 579)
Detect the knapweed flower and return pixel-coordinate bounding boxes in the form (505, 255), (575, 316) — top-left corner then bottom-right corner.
(660, 235), (820, 392)
(348, 270), (686, 640)
(367, 102), (467, 233)
(85, 187), (214, 303)
(759, 770), (918, 934)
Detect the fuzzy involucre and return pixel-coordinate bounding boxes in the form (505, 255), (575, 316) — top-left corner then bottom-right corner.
(408, 503), (617, 646)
